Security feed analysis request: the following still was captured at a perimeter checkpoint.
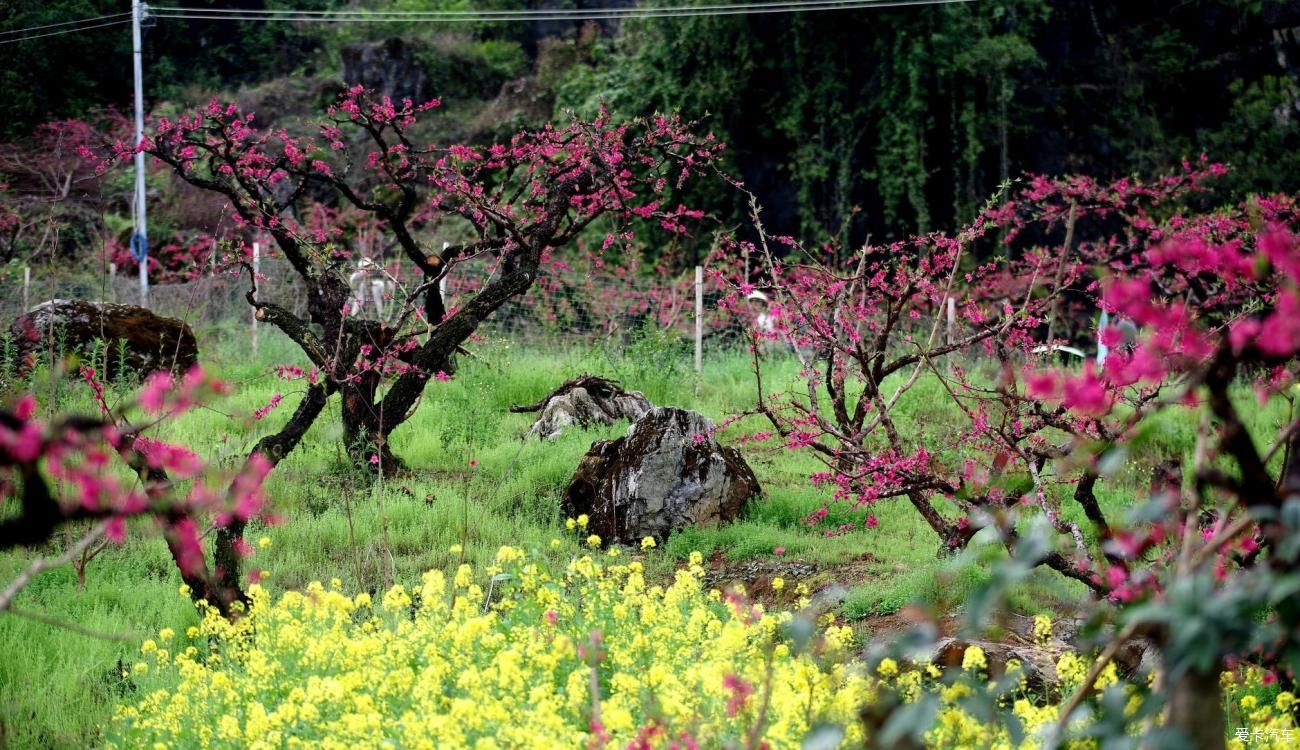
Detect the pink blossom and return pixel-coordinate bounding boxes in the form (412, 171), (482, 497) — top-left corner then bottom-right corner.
(105, 517), (126, 543)
(140, 372), (173, 413)
(13, 394), (36, 420)
(1061, 365), (1111, 416)
(722, 674), (754, 717)
(252, 393), (283, 421)
(2, 421), (42, 462)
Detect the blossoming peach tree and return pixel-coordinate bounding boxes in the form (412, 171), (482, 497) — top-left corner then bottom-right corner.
(726, 166), (1300, 745)
(1, 367), (273, 620)
(86, 86), (720, 593)
(121, 86), (718, 471)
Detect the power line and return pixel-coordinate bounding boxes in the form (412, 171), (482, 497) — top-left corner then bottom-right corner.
(0, 1), (973, 45)
(0, 18), (133, 46)
(152, 0), (976, 23)
(0, 11), (131, 37)
(155, 0), (960, 16)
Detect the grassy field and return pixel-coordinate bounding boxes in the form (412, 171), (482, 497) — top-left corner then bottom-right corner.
(0, 324), (1283, 748)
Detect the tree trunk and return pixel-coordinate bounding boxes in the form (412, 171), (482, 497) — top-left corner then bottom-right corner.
(1167, 665), (1227, 750)
(214, 383), (332, 600)
(341, 375), (402, 472)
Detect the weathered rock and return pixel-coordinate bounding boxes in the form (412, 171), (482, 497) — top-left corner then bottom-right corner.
(512, 375), (652, 440)
(562, 407), (761, 545)
(889, 616), (1157, 700)
(340, 38), (432, 102)
(9, 300), (199, 377)
(930, 637), (1061, 696)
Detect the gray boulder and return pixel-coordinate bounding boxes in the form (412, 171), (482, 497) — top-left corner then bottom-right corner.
(562, 407), (761, 545)
(512, 375), (652, 440)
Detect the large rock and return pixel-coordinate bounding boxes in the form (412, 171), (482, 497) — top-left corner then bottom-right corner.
(9, 300), (199, 377)
(512, 375), (652, 440)
(340, 38), (432, 102)
(562, 407), (761, 545)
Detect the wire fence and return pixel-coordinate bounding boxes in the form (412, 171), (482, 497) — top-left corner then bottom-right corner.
(1, 256), (752, 354)
(0, 259), (307, 330)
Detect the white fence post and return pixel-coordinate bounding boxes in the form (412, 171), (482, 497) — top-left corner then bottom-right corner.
(109, 263), (117, 303)
(22, 266), (30, 312)
(946, 296), (955, 347)
(694, 265), (703, 390)
(440, 241), (449, 305)
(252, 242), (260, 357)
(946, 296), (956, 373)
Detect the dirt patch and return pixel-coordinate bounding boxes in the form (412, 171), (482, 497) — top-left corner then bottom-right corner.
(688, 551), (885, 613)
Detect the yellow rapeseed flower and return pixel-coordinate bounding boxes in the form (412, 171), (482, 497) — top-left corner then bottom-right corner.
(105, 546), (878, 750)
(109, 547), (1296, 750)
(961, 645), (987, 673)
(1032, 614), (1052, 644)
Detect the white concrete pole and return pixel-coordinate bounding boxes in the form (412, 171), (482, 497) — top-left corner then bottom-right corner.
(946, 296), (955, 347)
(439, 241), (449, 302)
(132, 0), (150, 308)
(694, 265), (703, 380)
(252, 242), (260, 356)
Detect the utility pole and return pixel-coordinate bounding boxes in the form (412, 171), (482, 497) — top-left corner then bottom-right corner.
(132, 0), (150, 308)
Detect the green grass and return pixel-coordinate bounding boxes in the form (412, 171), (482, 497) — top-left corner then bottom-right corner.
(0, 325), (1290, 748)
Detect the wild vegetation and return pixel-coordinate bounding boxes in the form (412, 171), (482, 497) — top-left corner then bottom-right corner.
(3, 1), (1300, 748)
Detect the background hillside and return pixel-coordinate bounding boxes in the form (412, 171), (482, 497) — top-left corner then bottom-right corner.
(3, 0), (1300, 245)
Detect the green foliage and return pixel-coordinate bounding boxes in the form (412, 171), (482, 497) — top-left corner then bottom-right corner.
(553, 0), (1300, 245)
(6, 0), (1300, 251)
(413, 35), (529, 101)
(0, 0), (342, 139)
(600, 322), (692, 405)
(2, 324), (1278, 747)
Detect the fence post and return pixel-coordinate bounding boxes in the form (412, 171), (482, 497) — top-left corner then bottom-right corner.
(694, 265), (703, 391)
(252, 242), (260, 357)
(109, 263), (117, 303)
(946, 296), (956, 372)
(440, 242), (449, 303)
(946, 296), (955, 346)
(22, 266), (30, 312)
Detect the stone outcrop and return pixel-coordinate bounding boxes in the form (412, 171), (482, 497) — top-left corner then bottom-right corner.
(561, 407), (760, 545)
(512, 375), (652, 440)
(340, 38), (432, 102)
(9, 300), (199, 377)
